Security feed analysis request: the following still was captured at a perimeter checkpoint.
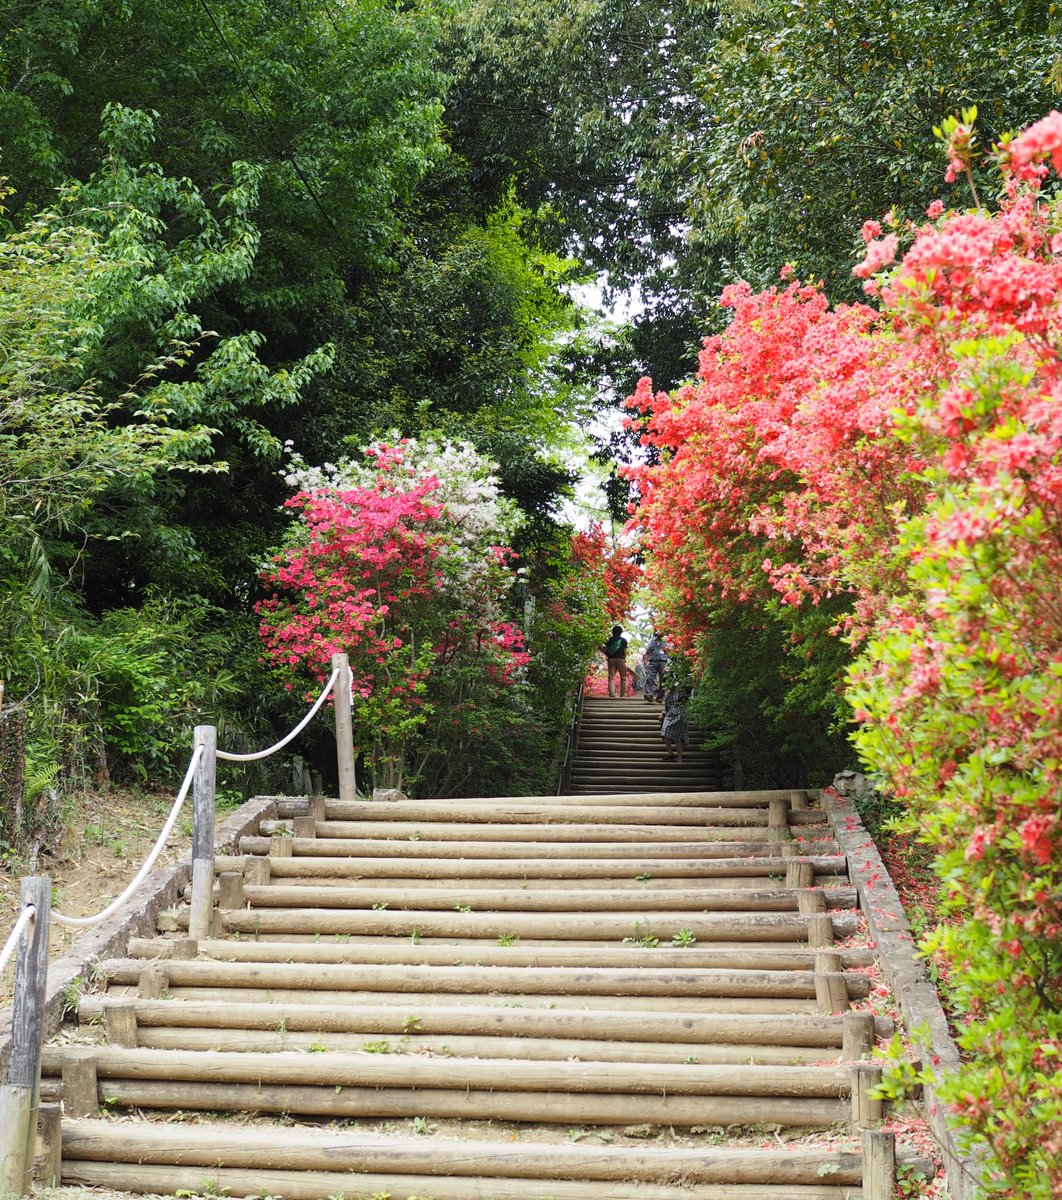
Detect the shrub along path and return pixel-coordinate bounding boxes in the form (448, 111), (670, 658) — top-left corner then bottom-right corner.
(38, 753), (937, 1197)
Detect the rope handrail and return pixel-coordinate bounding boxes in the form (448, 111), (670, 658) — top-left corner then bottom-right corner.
(216, 667), (339, 762)
(52, 744), (205, 930)
(7, 662), (344, 936)
(0, 902), (35, 978)
(556, 680), (585, 796)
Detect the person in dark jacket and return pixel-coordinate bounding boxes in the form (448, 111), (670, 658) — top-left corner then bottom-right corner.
(601, 625), (628, 698)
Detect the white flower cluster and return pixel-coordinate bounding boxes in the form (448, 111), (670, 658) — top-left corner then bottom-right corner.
(283, 436), (523, 604)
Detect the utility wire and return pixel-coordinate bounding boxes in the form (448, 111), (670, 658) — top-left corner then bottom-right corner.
(194, 0), (338, 232)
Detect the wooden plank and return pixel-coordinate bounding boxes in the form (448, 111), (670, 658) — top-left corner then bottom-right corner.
(310, 802), (792, 826)
(321, 788), (808, 812)
(237, 836), (842, 859)
(165, 907), (860, 941)
(300, 820), (784, 842)
(236, 884), (859, 913)
(124, 936), (876, 975)
(58, 1079), (847, 1127)
(129, 1027), (837, 1064)
(95, 987), (823, 1014)
(215, 852), (849, 879)
(79, 998), (880, 1045)
(99, 957), (851, 1000)
(63, 1160), (865, 1200)
(41, 1046), (849, 1096)
(62, 1117), (867, 1182)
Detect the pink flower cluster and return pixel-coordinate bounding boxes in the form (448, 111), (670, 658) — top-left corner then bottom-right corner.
(626, 111), (1062, 1193)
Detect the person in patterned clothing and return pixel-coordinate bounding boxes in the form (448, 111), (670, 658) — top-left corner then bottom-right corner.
(642, 631), (668, 703)
(660, 681), (692, 761)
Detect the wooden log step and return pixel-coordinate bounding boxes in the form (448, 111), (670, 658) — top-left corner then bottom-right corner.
(62, 1160), (866, 1200)
(107, 986), (823, 1015)
(237, 836), (842, 859)
(295, 802), (824, 828)
(285, 789), (810, 814)
(127, 936), (876, 971)
(195, 876), (853, 903)
(570, 786), (736, 796)
(549, 752), (720, 765)
(214, 932), (849, 951)
(119, 1026), (840, 1064)
(62, 1118), (876, 1184)
(218, 871), (851, 894)
(159, 907), (859, 941)
(99, 957), (864, 1000)
(201, 873), (851, 896)
(42, 1046), (850, 1098)
(270, 820), (791, 843)
(234, 884), (859, 913)
(214, 853), (847, 879)
(54, 1078), (847, 1128)
(78, 997), (892, 1045)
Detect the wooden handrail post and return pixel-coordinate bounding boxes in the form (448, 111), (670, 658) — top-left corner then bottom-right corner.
(862, 1128), (896, 1200)
(0, 876), (51, 1196)
(188, 725), (217, 941)
(332, 653), (357, 804)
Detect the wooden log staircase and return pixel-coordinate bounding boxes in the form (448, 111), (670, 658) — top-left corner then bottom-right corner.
(35, 703), (932, 1199)
(568, 696), (723, 794)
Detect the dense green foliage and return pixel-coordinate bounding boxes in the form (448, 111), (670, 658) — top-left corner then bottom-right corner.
(0, 0), (609, 849)
(694, 0), (1061, 301)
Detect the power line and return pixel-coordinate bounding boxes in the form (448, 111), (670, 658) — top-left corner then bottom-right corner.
(194, 0), (338, 232)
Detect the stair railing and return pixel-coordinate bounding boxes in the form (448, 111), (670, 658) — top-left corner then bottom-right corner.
(555, 680), (585, 796)
(0, 652), (356, 1195)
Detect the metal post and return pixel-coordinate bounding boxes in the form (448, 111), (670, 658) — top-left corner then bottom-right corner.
(332, 653), (357, 804)
(0, 876), (51, 1196)
(188, 725), (217, 940)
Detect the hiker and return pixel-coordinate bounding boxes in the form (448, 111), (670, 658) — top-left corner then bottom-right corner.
(660, 681), (692, 762)
(642, 631), (668, 703)
(601, 624), (629, 698)
(630, 653), (646, 697)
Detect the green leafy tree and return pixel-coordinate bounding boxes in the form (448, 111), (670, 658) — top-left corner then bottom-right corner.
(690, 0), (1060, 299)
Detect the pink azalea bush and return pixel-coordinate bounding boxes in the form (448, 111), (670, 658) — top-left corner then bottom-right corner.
(627, 114), (1062, 1194)
(258, 438), (530, 792)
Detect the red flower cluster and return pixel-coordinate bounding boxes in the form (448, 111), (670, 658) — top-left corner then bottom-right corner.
(571, 522), (641, 621)
(627, 113), (1062, 1195)
(256, 445), (531, 791)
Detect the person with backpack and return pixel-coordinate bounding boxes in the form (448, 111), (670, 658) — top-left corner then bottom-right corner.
(601, 625), (629, 698)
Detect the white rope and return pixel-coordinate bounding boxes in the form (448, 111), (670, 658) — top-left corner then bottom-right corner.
(52, 744), (205, 930)
(216, 668), (339, 762)
(0, 903), (35, 978)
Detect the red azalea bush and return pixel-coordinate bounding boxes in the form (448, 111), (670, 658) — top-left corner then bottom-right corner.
(258, 439), (531, 793)
(571, 521), (642, 622)
(627, 114), (1062, 1195)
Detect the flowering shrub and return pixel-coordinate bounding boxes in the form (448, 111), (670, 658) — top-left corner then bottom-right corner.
(627, 114), (1062, 1194)
(258, 437), (529, 791)
(571, 522), (641, 622)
